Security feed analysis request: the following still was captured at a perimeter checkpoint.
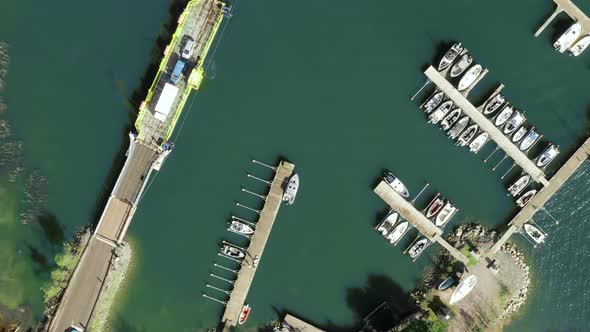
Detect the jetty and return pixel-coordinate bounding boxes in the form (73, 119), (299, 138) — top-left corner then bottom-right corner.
(48, 1), (227, 331)
(535, 0), (590, 38)
(220, 161), (295, 329)
(280, 314), (325, 332)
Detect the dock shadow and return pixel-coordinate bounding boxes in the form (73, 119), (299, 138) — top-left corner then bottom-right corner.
(34, 212), (64, 247)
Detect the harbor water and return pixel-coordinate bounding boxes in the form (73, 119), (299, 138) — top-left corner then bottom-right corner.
(0, 0), (589, 330)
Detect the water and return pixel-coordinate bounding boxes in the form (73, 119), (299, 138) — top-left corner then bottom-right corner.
(1, 0), (590, 330)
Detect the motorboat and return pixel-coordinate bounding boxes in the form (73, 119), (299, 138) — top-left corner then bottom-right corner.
(386, 221), (409, 244)
(426, 197), (445, 219)
(228, 220), (255, 235)
(511, 126), (528, 143)
(375, 211), (399, 236)
(458, 64), (482, 91)
(282, 174), (299, 205)
(494, 105), (514, 127)
(238, 304), (251, 325)
(468, 132), (488, 153)
(536, 144), (560, 168)
(519, 128), (541, 151)
(508, 174), (531, 197)
(569, 35), (590, 56)
(503, 111), (526, 135)
(450, 54), (472, 77)
(516, 189), (537, 208)
(408, 238), (429, 259)
(448, 116), (469, 139)
(383, 171), (410, 197)
(428, 101), (453, 124)
(438, 276), (456, 291)
(449, 275), (478, 305)
(456, 124), (478, 147)
(438, 43), (463, 71)
(554, 22), (582, 53)
(440, 108), (462, 131)
(435, 202), (457, 227)
(423, 91), (444, 114)
(483, 94), (505, 115)
(221, 244), (245, 259)
(524, 224), (546, 244)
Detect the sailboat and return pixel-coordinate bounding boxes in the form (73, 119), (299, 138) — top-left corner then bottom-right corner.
(450, 54), (473, 77)
(554, 22), (582, 53)
(282, 174), (299, 205)
(508, 175), (531, 197)
(438, 43), (463, 71)
(449, 275), (478, 305)
(458, 64), (482, 91)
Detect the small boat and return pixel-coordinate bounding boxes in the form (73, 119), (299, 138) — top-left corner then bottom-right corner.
(511, 126), (528, 143)
(516, 189), (537, 207)
(375, 211), (399, 236)
(519, 128), (541, 151)
(435, 202), (457, 227)
(438, 43), (463, 71)
(428, 101), (453, 124)
(423, 91), (444, 114)
(494, 105), (514, 127)
(228, 220), (255, 235)
(221, 244), (245, 259)
(524, 224), (546, 244)
(508, 174), (531, 197)
(483, 94), (505, 115)
(383, 171), (410, 197)
(408, 238), (429, 259)
(440, 108), (462, 131)
(536, 144), (560, 168)
(503, 111), (526, 135)
(387, 221), (409, 244)
(438, 276), (457, 291)
(456, 124), (478, 147)
(448, 116), (469, 139)
(469, 132), (489, 153)
(282, 174), (299, 205)
(554, 22), (582, 53)
(426, 197), (445, 219)
(458, 64), (482, 91)
(238, 304), (251, 324)
(449, 275), (478, 304)
(569, 35), (590, 56)
(450, 54), (473, 77)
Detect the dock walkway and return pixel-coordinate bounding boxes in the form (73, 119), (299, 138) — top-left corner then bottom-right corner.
(535, 0), (590, 37)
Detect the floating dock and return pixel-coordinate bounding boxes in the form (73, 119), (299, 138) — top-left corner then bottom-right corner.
(535, 0), (590, 38)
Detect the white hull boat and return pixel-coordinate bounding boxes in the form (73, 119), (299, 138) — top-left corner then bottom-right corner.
(503, 111), (526, 135)
(282, 174), (299, 205)
(519, 128), (541, 151)
(426, 197), (445, 219)
(408, 238), (429, 259)
(222, 244), (245, 259)
(423, 91), (444, 113)
(458, 64), (482, 91)
(450, 54), (472, 77)
(554, 22), (582, 53)
(516, 189), (537, 207)
(524, 223), (546, 244)
(536, 144), (559, 168)
(508, 174), (530, 197)
(449, 275), (478, 305)
(229, 220), (255, 235)
(428, 101), (453, 124)
(448, 116), (469, 139)
(440, 108), (462, 131)
(438, 43), (463, 71)
(456, 124), (478, 147)
(435, 202), (457, 227)
(569, 35), (590, 56)
(384, 171), (410, 197)
(484, 94), (505, 115)
(469, 132), (489, 153)
(375, 211), (399, 235)
(511, 126), (528, 143)
(387, 221), (409, 244)
(494, 105), (514, 127)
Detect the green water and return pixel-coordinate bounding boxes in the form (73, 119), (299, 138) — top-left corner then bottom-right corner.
(1, 0), (590, 330)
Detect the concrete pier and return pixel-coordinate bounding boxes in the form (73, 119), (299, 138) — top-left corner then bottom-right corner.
(280, 314), (325, 332)
(221, 161), (295, 327)
(535, 0), (590, 37)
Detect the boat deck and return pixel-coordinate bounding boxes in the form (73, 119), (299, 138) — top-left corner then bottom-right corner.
(535, 0), (590, 38)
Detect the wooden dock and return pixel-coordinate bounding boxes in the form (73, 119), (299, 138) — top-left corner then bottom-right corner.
(535, 0), (590, 37)
(424, 66), (549, 186)
(280, 314), (325, 332)
(221, 161), (295, 328)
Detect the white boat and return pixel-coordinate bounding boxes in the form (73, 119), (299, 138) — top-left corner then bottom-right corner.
(384, 171), (409, 197)
(483, 94), (505, 115)
(440, 108), (462, 131)
(222, 244), (245, 259)
(448, 116), (469, 139)
(450, 54), (472, 77)
(408, 238), (429, 259)
(438, 43), (463, 71)
(228, 220), (255, 235)
(569, 35), (590, 56)
(456, 124), (478, 147)
(536, 144), (559, 168)
(387, 221), (408, 244)
(469, 132), (489, 153)
(554, 22), (582, 53)
(238, 304), (251, 325)
(519, 128), (541, 151)
(458, 64), (482, 91)
(428, 101), (453, 124)
(508, 174), (531, 197)
(423, 91), (444, 113)
(524, 224), (546, 244)
(449, 275), (478, 305)
(435, 202), (457, 227)
(375, 211), (399, 236)
(426, 197), (445, 219)
(494, 105), (514, 127)
(511, 126), (528, 143)
(282, 174), (299, 205)
(503, 111), (526, 135)
(516, 189), (537, 207)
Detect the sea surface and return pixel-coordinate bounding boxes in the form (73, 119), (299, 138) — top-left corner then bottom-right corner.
(0, 0), (589, 330)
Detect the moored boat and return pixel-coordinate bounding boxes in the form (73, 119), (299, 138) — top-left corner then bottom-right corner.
(554, 22), (582, 53)
(408, 238), (429, 259)
(511, 126), (528, 143)
(435, 202), (457, 227)
(438, 276), (457, 291)
(449, 275), (478, 305)
(456, 124), (478, 147)
(519, 128), (541, 151)
(238, 304), (251, 325)
(375, 211), (399, 235)
(426, 197), (445, 219)
(536, 144), (559, 168)
(458, 64), (482, 91)
(221, 244), (245, 259)
(468, 132), (488, 153)
(428, 101), (453, 124)
(282, 174), (299, 205)
(384, 171), (410, 197)
(440, 108), (462, 131)
(524, 223), (546, 244)
(516, 189), (537, 208)
(494, 105), (514, 127)
(508, 174), (531, 197)
(387, 221), (409, 244)
(448, 116), (469, 139)
(450, 54), (473, 77)
(229, 220), (255, 235)
(483, 94), (505, 115)
(503, 111), (526, 135)
(423, 91), (444, 113)
(569, 35), (590, 56)
(438, 43), (463, 71)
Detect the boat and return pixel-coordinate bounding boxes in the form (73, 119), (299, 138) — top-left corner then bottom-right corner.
(456, 124), (478, 147)
(229, 220), (255, 235)
(536, 144), (560, 168)
(408, 238), (429, 259)
(435, 202), (457, 227)
(238, 304), (251, 324)
(508, 174), (531, 197)
(494, 105), (514, 127)
(483, 94), (505, 115)
(438, 276), (457, 291)
(383, 171), (410, 197)
(448, 116), (469, 139)
(511, 126), (528, 143)
(428, 101), (453, 124)
(423, 91), (444, 113)
(503, 111), (526, 135)
(524, 224), (546, 244)
(457, 64), (482, 91)
(519, 128), (541, 151)
(282, 174), (299, 205)
(450, 54), (472, 77)
(468, 132), (489, 153)
(375, 211), (399, 236)
(569, 35), (590, 56)
(438, 43), (463, 71)
(554, 22), (582, 53)
(426, 197), (445, 219)
(516, 189), (537, 207)
(449, 275), (478, 304)
(440, 108), (462, 131)
(221, 244), (245, 259)
(386, 221), (408, 244)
